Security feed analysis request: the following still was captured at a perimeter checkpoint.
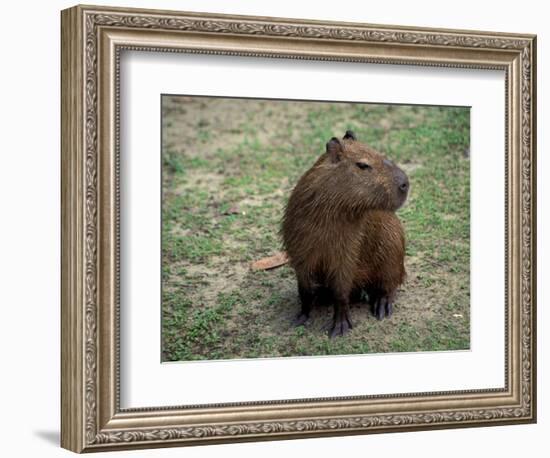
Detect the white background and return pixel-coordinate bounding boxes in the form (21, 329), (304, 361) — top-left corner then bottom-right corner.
(122, 53), (505, 407)
(0, 0), (546, 457)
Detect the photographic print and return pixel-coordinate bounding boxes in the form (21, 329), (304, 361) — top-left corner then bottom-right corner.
(62, 6), (536, 451)
(161, 96), (470, 362)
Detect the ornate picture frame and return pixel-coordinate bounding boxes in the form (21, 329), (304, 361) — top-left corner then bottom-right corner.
(61, 4), (536, 453)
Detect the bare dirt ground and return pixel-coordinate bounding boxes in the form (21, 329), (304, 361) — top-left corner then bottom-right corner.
(161, 95), (470, 361)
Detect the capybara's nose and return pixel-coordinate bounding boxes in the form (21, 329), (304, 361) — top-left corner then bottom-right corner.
(395, 170), (409, 194)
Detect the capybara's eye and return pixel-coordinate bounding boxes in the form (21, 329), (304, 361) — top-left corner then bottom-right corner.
(356, 162), (371, 170)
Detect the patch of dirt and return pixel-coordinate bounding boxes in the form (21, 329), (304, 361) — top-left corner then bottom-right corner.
(238, 194), (267, 208)
(166, 256), (249, 309)
(169, 225), (191, 238)
(441, 214), (458, 221)
(174, 172), (225, 194)
(162, 96), (311, 159)
(401, 162), (423, 175)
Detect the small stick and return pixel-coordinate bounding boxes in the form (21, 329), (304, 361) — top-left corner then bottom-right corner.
(250, 252), (289, 271)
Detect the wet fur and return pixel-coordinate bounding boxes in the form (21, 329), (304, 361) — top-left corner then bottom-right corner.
(281, 131), (408, 337)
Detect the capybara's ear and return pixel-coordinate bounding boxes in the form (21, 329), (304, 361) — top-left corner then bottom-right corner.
(343, 130), (357, 141)
(326, 137), (343, 163)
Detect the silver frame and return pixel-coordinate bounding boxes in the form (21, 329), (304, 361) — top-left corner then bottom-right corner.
(61, 4), (536, 453)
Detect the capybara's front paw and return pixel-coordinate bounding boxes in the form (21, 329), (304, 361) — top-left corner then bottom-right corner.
(329, 312), (353, 338)
(372, 296), (393, 320)
(293, 312), (310, 327)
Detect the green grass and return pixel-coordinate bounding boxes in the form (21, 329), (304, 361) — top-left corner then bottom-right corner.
(161, 96), (470, 361)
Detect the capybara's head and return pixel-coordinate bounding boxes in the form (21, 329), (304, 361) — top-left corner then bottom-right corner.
(322, 130), (409, 212)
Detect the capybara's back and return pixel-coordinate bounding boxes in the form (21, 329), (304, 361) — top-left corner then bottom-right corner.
(282, 130), (408, 337)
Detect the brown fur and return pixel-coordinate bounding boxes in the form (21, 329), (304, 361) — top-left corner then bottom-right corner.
(281, 131), (408, 337)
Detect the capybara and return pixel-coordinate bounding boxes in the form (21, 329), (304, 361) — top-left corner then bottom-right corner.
(281, 130), (408, 337)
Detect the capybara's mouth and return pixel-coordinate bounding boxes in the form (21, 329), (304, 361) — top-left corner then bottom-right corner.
(391, 185), (409, 211)
(396, 187), (409, 210)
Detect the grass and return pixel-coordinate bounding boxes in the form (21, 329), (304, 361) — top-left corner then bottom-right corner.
(161, 96), (470, 362)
